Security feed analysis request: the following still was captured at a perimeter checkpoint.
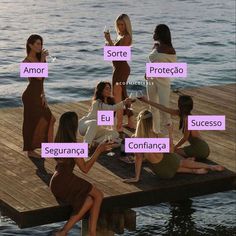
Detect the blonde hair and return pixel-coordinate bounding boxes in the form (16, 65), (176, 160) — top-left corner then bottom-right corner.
(115, 14), (132, 44)
(134, 110), (153, 138)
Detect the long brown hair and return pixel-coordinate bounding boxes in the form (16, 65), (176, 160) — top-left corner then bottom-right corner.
(54, 112), (78, 143)
(54, 112), (78, 162)
(153, 24), (173, 47)
(178, 95), (193, 133)
(93, 81), (115, 107)
(26, 34), (43, 61)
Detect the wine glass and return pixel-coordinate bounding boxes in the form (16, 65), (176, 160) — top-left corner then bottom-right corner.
(104, 25), (110, 34)
(47, 54), (57, 63)
(104, 25), (112, 45)
(136, 91), (144, 99)
(127, 92), (136, 111)
(105, 134), (115, 157)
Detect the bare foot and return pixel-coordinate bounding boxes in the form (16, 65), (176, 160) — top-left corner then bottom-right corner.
(27, 151), (41, 158)
(192, 168), (208, 174)
(210, 165), (225, 172)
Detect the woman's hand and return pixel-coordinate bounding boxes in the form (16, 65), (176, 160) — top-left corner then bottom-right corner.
(124, 98), (133, 106)
(144, 73), (148, 80)
(104, 32), (111, 43)
(41, 48), (49, 62)
(138, 96), (148, 103)
(123, 177), (139, 183)
(96, 141), (113, 153)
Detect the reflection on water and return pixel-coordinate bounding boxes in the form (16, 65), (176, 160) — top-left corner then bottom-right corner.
(1, 193), (236, 235)
(166, 200), (196, 235)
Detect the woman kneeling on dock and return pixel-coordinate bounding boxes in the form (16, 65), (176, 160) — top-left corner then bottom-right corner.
(78, 81), (132, 150)
(123, 110), (224, 183)
(139, 95), (210, 161)
(50, 112), (113, 236)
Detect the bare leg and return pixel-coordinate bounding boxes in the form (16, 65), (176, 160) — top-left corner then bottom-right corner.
(48, 115), (56, 142)
(28, 117), (48, 158)
(180, 159), (224, 171)
(177, 167), (208, 174)
(113, 84), (123, 132)
(88, 186), (104, 236)
(55, 196), (94, 236)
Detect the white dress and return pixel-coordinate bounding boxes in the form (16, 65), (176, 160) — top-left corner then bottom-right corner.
(78, 100), (124, 144)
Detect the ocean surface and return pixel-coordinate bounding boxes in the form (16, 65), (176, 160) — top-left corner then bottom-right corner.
(0, 0), (235, 235)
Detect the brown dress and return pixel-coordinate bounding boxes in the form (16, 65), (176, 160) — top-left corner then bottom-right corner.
(22, 59), (53, 151)
(50, 159), (93, 215)
(112, 39), (133, 117)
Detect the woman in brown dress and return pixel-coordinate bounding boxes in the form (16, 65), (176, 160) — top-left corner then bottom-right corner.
(22, 34), (56, 158)
(50, 112), (112, 236)
(104, 14), (135, 132)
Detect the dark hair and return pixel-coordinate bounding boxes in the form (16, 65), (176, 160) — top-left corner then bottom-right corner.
(178, 95), (193, 132)
(93, 81), (115, 106)
(154, 24), (172, 47)
(26, 34), (43, 61)
(54, 112), (78, 143)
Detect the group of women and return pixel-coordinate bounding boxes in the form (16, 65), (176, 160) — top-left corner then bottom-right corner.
(21, 14), (224, 236)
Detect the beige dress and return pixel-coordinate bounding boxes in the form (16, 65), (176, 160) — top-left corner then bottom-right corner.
(146, 50), (177, 133)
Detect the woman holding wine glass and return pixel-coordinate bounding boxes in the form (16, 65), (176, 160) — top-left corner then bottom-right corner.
(78, 81), (133, 151)
(22, 34), (56, 158)
(104, 13), (135, 133)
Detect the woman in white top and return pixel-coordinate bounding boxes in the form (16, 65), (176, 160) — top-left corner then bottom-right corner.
(78, 81), (132, 148)
(146, 24), (177, 135)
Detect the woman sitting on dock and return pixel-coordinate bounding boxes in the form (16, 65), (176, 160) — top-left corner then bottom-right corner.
(78, 81), (132, 149)
(139, 95), (210, 161)
(50, 112), (113, 236)
(123, 110), (224, 183)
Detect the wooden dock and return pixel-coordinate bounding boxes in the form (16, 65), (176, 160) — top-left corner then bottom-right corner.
(0, 84), (236, 234)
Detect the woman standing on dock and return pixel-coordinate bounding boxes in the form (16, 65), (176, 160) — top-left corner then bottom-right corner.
(50, 112), (113, 236)
(22, 34), (56, 158)
(104, 13), (135, 132)
(123, 110), (223, 183)
(145, 24), (177, 135)
(139, 96), (210, 161)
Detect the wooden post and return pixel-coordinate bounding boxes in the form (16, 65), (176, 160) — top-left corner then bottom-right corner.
(110, 209), (125, 234)
(81, 208), (136, 236)
(124, 209), (136, 231)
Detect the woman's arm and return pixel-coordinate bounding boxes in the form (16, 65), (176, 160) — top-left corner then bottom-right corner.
(74, 142), (112, 174)
(123, 153), (143, 183)
(139, 96), (179, 116)
(167, 124), (174, 153)
(104, 32), (114, 46)
(99, 98), (132, 111)
(118, 34), (131, 46)
(175, 117), (190, 150)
